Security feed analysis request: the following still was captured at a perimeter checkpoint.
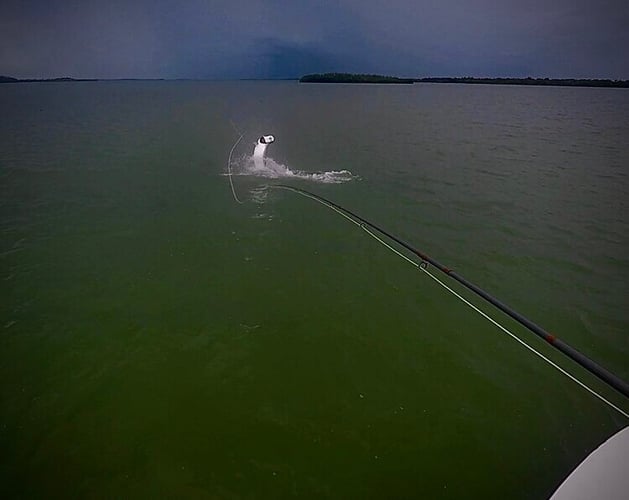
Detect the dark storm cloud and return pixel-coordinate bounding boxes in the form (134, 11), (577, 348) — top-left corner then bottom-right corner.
(0, 0), (163, 78)
(1, 0), (627, 79)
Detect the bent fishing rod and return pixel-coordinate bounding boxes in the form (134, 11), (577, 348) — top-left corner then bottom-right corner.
(270, 184), (629, 401)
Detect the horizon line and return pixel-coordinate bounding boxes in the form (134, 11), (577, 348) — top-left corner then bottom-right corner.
(2, 74), (629, 83)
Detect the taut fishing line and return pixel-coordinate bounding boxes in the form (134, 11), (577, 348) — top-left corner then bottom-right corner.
(223, 135), (628, 419)
(267, 184), (629, 419)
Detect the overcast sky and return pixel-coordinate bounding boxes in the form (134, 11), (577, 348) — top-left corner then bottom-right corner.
(1, 0), (628, 79)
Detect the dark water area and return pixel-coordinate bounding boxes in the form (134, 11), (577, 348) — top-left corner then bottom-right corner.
(1, 80), (628, 497)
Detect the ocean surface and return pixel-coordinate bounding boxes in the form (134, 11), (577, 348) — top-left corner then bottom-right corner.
(1, 80), (628, 498)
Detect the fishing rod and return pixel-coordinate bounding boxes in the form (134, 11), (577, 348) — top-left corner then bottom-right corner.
(270, 184), (629, 402)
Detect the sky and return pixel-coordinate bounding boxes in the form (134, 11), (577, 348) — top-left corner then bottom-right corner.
(1, 0), (628, 80)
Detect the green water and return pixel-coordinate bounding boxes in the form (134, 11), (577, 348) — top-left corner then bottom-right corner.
(1, 81), (628, 498)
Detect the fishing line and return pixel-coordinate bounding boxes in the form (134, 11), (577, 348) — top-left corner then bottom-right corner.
(270, 185), (629, 398)
(364, 225), (629, 419)
(269, 183), (629, 419)
(227, 133), (244, 204)
(229, 119), (241, 135)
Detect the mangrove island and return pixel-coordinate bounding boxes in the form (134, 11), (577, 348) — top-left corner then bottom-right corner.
(298, 73), (628, 88)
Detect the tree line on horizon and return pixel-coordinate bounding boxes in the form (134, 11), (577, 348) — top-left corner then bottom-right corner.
(2, 73), (628, 88)
(299, 73), (629, 88)
(299, 73), (414, 84)
(0, 76), (96, 83)
(417, 76), (629, 88)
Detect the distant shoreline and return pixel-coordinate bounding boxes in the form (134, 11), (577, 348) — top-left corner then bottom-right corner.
(2, 74), (628, 89)
(415, 77), (629, 89)
(0, 76), (166, 83)
(300, 73), (629, 88)
(300, 73), (414, 84)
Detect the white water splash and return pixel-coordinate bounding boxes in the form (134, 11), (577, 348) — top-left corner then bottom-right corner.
(231, 154), (356, 184)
